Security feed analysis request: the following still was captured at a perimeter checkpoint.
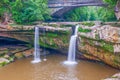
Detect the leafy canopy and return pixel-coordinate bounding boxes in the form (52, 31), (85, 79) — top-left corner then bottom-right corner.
(0, 0), (50, 24)
(64, 0), (118, 22)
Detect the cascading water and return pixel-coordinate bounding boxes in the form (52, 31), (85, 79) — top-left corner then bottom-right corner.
(43, 28), (47, 61)
(31, 27), (41, 63)
(64, 25), (79, 65)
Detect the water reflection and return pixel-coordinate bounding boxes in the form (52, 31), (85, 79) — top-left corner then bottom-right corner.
(56, 64), (78, 80)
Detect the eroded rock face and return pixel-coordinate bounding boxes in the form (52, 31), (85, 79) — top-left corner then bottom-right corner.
(115, 1), (120, 20)
(79, 25), (120, 43)
(78, 25), (120, 69)
(78, 42), (120, 69)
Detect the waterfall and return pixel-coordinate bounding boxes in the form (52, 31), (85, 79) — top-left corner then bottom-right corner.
(43, 28), (47, 61)
(31, 27), (41, 63)
(64, 25), (79, 65)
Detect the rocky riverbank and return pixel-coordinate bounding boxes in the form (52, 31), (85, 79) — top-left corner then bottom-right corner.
(1, 22), (120, 69)
(0, 46), (28, 66)
(0, 22), (120, 68)
(76, 23), (120, 79)
(0, 23), (72, 67)
(104, 73), (120, 80)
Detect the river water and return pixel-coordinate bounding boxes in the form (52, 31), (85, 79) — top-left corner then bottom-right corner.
(0, 54), (119, 80)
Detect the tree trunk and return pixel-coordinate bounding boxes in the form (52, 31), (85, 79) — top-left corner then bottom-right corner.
(115, 1), (120, 21)
(2, 12), (11, 25)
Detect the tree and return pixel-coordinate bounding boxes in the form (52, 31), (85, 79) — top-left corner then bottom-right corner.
(114, 0), (120, 20)
(63, 0), (119, 22)
(103, 0), (117, 8)
(0, 0), (50, 24)
(64, 6), (117, 22)
(11, 0), (50, 24)
(0, 0), (12, 24)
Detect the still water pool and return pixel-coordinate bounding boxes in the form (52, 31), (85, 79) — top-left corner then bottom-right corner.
(0, 54), (119, 80)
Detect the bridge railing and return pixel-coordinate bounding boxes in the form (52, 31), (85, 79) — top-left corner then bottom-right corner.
(48, 0), (105, 8)
(48, 0), (103, 4)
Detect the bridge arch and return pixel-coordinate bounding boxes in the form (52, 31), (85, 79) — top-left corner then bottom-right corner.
(48, 0), (107, 18)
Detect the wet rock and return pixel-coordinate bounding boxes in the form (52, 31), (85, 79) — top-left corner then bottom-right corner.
(23, 49), (34, 57)
(3, 54), (10, 59)
(14, 53), (24, 59)
(104, 73), (120, 80)
(0, 58), (10, 63)
(0, 58), (10, 66)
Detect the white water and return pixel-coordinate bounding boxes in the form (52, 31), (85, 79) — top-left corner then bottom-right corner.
(31, 27), (41, 63)
(64, 25), (79, 65)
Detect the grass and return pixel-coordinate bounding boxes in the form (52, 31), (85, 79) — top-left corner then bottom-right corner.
(82, 22), (95, 27)
(78, 27), (91, 33)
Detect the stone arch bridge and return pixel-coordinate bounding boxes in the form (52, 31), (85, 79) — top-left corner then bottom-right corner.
(48, 0), (107, 18)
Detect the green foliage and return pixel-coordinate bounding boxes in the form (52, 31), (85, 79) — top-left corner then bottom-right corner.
(64, 0), (118, 21)
(80, 35), (114, 53)
(11, 0), (50, 24)
(40, 36), (57, 48)
(103, 0), (117, 8)
(0, 53), (5, 57)
(60, 24), (73, 28)
(78, 27), (91, 33)
(101, 41), (114, 53)
(0, 0), (51, 24)
(64, 6), (117, 22)
(82, 22), (95, 26)
(39, 31), (70, 49)
(0, 0), (11, 18)
(0, 62), (8, 67)
(8, 56), (15, 62)
(47, 24), (58, 27)
(47, 33), (58, 37)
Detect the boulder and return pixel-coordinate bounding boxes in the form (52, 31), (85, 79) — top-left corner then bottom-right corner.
(3, 54), (10, 59)
(14, 53), (24, 59)
(23, 49), (34, 57)
(0, 58), (10, 66)
(104, 73), (120, 80)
